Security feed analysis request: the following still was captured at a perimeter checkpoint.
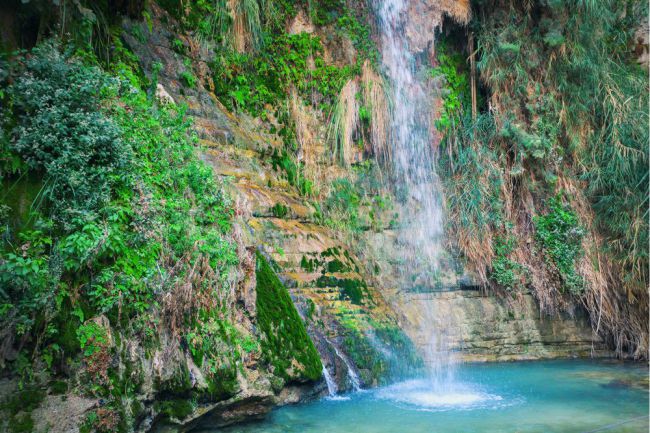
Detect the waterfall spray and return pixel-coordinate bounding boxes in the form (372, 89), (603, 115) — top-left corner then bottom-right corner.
(377, 0), (456, 388)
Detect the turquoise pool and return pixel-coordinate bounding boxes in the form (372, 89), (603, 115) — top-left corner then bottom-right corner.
(210, 360), (649, 433)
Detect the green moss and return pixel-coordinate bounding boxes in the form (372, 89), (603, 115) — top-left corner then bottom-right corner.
(1, 387), (45, 433)
(271, 203), (289, 218)
(157, 399), (195, 421)
(2, 387), (45, 414)
(342, 325), (421, 385)
(255, 251), (321, 382)
(316, 275), (367, 305)
(300, 255), (319, 272)
(341, 285), (364, 305)
(203, 369), (238, 401)
(49, 380), (68, 395)
(156, 364), (192, 395)
(8, 413), (33, 433)
(305, 299), (316, 320)
(0, 174), (42, 239)
(321, 247), (340, 258)
(326, 258), (349, 273)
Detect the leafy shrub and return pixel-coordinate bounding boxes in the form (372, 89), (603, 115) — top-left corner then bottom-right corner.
(444, 0), (647, 354)
(5, 42), (128, 228)
(213, 32), (354, 115)
(0, 43), (238, 398)
(534, 195), (585, 294)
(491, 234), (527, 290)
(431, 42), (471, 138)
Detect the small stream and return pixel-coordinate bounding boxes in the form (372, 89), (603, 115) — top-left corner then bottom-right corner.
(210, 360), (648, 433)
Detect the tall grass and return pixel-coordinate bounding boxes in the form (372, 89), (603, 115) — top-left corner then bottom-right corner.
(230, 0), (263, 52)
(361, 61), (391, 164)
(329, 78), (359, 166)
(445, 0), (648, 357)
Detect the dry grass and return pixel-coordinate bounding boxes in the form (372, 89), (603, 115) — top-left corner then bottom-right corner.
(361, 61), (391, 164)
(559, 176), (649, 358)
(229, 0), (262, 52)
(327, 63), (391, 167)
(289, 87), (308, 152)
(329, 78), (359, 166)
(440, 0), (472, 24)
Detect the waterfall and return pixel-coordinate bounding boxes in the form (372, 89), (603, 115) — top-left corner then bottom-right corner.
(326, 339), (362, 391)
(322, 364), (338, 396)
(377, 0), (456, 388)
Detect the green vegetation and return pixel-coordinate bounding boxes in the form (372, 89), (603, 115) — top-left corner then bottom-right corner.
(270, 149), (314, 196)
(317, 275), (367, 305)
(2, 3), (647, 433)
(213, 32), (355, 116)
(156, 398), (196, 421)
(319, 162), (393, 233)
(440, 0), (648, 355)
(342, 325), (422, 385)
(5, 44), (125, 228)
(270, 202), (289, 218)
(0, 387), (45, 433)
(534, 195), (585, 294)
(0, 39), (238, 429)
(255, 251), (321, 382)
(491, 233), (527, 291)
(431, 41), (471, 141)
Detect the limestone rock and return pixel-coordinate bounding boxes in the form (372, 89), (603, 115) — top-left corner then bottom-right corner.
(155, 83), (176, 105)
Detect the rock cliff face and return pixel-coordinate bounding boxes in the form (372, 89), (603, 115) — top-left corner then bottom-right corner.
(113, 7), (418, 430)
(121, 0), (608, 396)
(391, 290), (606, 362)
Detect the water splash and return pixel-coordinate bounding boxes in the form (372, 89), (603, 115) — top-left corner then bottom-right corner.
(377, 0), (455, 386)
(377, 379), (508, 412)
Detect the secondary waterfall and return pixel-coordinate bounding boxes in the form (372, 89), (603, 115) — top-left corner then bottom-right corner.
(326, 339), (362, 391)
(377, 0), (456, 387)
(322, 364), (338, 396)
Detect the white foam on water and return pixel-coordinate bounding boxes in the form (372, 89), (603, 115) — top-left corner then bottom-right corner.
(326, 395), (351, 402)
(377, 379), (507, 412)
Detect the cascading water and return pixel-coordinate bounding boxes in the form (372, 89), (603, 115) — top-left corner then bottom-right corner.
(322, 364), (338, 396)
(377, 0), (456, 390)
(326, 339), (362, 391)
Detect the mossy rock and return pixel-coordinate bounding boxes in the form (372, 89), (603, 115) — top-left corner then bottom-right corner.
(1, 386), (45, 433)
(255, 251), (322, 382)
(156, 399), (195, 421)
(342, 326), (422, 384)
(316, 275), (368, 305)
